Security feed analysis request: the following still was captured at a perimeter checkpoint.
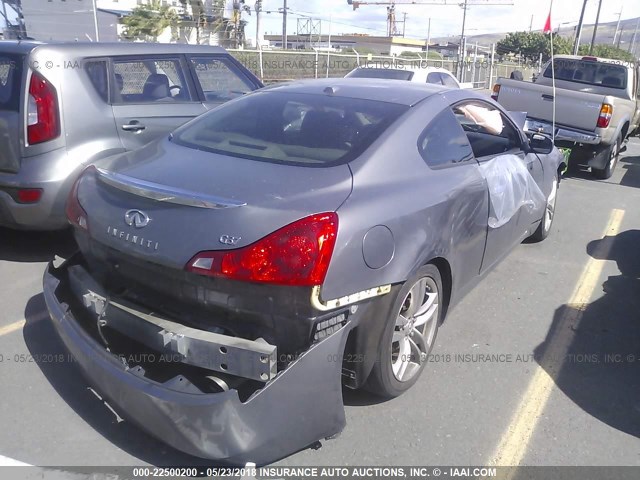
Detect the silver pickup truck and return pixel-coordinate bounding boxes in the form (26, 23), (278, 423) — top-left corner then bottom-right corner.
(493, 55), (640, 179)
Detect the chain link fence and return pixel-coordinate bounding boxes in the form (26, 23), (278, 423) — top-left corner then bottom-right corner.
(228, 49), (539, 89)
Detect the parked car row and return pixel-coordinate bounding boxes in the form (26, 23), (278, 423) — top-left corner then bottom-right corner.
(2, 41), (565, 466)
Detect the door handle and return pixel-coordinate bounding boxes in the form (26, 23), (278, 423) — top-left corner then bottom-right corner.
(122, 122), (146, 132)
(541, 94), (554, 101)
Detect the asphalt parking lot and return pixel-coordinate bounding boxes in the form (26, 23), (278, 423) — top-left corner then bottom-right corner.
(0, 138), (639, 468)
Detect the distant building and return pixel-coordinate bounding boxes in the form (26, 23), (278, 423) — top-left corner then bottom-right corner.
(264, 34), (429, 56)
(21, 0), (127, 42)
(18, 0), (225, 44)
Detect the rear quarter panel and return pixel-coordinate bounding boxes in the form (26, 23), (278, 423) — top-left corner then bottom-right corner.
(322, 93), (490, 308)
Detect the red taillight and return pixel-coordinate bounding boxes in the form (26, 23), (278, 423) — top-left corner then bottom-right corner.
(186, 213), (339, 286)
(65, 167), (93, 231)
(597, 103), (613, 129)
(27, 72), (60, 145)
(491, 84), (500, 101)
(16, 188), (43, 204)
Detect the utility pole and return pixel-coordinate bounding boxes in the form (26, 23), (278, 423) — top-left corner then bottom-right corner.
(282, 0), (287, 49)
(573, 0), (588, 55)
(425, 17), (431, 61)
(92, 0), (99, 42)
(612, 7), (623, 46)
(488, 43), (495, 89)
(458, 0), (468, 80)
(629, 18), (639, 54)
(616, 28), (624, 49)
(529, 14), (533, 33)
(1, 1), (9, 30)
(589, 0), (603, 55)
(255, 0), (262, 49)
(402, 12), (407, 37)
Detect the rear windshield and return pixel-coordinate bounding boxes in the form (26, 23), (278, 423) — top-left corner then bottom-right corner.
(0, 54), (22, 111)
(544, 59), (628, 89)
(347, 68), (414, 81)
(172, 91), (409, 166)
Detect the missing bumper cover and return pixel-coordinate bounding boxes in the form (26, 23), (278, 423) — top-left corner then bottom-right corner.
(70, 265), (277, 382)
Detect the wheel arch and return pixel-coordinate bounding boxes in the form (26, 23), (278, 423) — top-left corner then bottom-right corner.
(427, 256), (452, 324)
(620, 121), (630, 142)
(342, 256), (453, 389)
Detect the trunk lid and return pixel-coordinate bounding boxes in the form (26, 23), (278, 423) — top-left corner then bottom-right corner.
(0, 53), (24, 173)
(78, 137), (353, 269)
(497, 78), (605, 132)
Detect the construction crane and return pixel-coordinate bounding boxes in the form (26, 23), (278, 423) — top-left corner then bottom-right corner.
(347, 0), (513, 39)
(349, 0), (512, 41)
(346, 0), (513, 78)
(348, 0), (512, 9)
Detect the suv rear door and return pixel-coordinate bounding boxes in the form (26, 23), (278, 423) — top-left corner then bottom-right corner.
(0, 53), (24, 173)
(111, 55), (207, 151)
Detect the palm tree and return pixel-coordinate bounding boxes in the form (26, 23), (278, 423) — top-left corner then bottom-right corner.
(122, 0), (178, 42)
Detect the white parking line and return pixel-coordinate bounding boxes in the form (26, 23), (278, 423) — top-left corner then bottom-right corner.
(489, 208), (626, 472)
(0, 311), (49, 337)
(0, 454), (32, 466)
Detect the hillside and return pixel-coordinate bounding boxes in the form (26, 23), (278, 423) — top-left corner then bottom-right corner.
(432, 16), (640, 51)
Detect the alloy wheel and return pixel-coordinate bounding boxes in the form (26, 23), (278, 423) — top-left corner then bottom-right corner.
(391, 276), (439, 382)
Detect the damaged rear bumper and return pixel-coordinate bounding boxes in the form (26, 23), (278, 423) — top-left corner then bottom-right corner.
(43, 258), (353, 466)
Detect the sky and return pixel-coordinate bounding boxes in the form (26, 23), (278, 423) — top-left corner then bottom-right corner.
(2, 0), (639, 43)
(248, 0), (640, 42)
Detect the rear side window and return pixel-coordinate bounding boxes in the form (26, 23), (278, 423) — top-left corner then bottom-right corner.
(112, 57), (193, 103)
(85, 60), (109, 102)
(452, 101), (522, 158)
(441, 72), (459, 88)
(418, 108), (475, 167)
(190, 56), (255, 102)
(172, 91), (409, 166)
(347, 68), (414, 81)
(0, 55), (22, 112)
(426, 72), (442, 85)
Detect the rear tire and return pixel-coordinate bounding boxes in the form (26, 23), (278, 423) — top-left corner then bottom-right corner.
(365, 264), (443, 398)
(592, 135), (621, 180)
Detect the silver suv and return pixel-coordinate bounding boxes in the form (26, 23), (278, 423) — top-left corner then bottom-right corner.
(0, 42), (262, 230)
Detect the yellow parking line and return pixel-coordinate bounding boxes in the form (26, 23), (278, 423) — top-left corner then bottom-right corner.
(0, 311), (50, 337)
(0, 320), (26, 337)
(489, 208), (625, 471)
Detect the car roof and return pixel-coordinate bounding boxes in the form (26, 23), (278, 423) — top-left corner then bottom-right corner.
(262, 78), (445, 106)
(0, 41), (228, 56)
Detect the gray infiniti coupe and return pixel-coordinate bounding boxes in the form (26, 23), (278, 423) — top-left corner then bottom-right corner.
(43, 79), (565, 465)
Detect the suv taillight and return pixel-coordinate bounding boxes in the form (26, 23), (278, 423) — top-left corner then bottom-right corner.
(65, 167), (92, 231)
(27, 72), (60, 145)
(597, 103), (613, 129)
(186, 213), (338, 286)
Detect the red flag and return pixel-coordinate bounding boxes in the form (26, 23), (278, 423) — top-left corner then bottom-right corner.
(543, 10), (552, 33)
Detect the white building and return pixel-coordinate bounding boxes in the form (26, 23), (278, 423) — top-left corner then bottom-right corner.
(19, 0), (225, 44)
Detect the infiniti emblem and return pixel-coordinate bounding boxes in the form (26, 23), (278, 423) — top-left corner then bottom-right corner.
(124, 209), (151, 228)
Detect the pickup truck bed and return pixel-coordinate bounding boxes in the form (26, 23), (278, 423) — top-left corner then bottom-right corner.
(495, 78), (605, 138)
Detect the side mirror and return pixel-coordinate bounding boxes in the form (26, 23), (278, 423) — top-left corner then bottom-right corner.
(528, 133), (554, 155)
